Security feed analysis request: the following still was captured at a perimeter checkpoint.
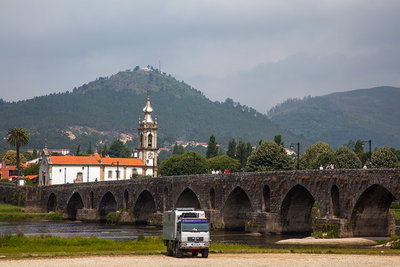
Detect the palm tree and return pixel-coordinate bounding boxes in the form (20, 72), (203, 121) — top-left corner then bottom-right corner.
(7, 128), (30, 185)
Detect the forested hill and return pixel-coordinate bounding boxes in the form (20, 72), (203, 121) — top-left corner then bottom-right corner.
(268, 86), (400, 149)
(0, 68), (306, 151)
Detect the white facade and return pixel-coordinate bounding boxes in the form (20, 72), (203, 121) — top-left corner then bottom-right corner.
(49, 164), (145, 185)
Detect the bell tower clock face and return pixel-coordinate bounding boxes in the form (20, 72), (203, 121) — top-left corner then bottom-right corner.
(148, 152), (153, 159)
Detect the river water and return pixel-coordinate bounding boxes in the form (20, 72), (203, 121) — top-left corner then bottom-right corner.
(0, 221), (299, 248)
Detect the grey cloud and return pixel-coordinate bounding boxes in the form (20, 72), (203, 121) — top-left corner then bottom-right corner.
(0, 1), (399, 110)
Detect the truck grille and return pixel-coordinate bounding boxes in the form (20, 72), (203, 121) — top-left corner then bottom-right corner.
(188, 237), (204, 242)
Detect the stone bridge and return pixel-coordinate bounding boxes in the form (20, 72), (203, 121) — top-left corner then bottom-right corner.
(6, 169), (400, 237)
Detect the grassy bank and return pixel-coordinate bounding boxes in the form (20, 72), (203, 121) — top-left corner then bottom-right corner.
(1, 234), (400, 260)
(0, 203), (62, 221)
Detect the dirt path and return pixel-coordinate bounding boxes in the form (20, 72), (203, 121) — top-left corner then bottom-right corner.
(2, 253), (400, 267)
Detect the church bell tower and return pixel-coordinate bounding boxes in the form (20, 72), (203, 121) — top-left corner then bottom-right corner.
(137, 95), (158, 176)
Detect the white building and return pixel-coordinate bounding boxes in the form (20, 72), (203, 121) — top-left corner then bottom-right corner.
(39, 96), (158, 185)
(39, 152), (149, 185)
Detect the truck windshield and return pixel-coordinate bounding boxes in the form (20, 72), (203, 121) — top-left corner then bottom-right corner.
(181, 220), (209, 232)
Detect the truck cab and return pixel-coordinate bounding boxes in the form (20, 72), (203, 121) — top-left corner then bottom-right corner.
(163, 208), (210, 258)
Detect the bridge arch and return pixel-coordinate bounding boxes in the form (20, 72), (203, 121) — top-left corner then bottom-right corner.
(99, 191), (117, 221)
(124, 190), (129, 209)
(90, 191), (94, 209)
(263, 185), (271, 212)
(47, 193), (57, 212)
(210, 188), (216, 209)
(331, 185), (340, 217)
(176, 188), (201, 209)
(133, 190), (156, 224)
(351, 184), (395, 236)
(280, 184), (315, 234)
(222, 186), (253, 230)
(66, 191), (84, 220)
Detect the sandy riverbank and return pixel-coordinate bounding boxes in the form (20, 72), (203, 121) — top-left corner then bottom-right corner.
(2, 254), (400, 267)
(276, 237), (381, 246)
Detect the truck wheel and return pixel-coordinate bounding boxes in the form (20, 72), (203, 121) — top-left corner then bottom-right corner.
(192, 251), (198, 257)
(167, 242), (173, 256)
(201, 249), (209, 258)
(175, 243), (182, 258)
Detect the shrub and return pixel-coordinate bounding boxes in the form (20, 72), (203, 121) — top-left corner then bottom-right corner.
(372, 146), (398, 168)
(246, 141), (293, 172)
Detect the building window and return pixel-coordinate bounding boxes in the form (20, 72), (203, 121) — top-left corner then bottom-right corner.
(108, 170), (112, 178)
(148, 133), (152, 147)
(75, 172), (83, 183)
(132, 168), (137, 174)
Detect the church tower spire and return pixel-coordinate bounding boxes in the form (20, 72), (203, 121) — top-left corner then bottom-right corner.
(137, 95), (158, 177)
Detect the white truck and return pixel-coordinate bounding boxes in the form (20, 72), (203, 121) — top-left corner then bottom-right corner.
(163, 208), (210, 258)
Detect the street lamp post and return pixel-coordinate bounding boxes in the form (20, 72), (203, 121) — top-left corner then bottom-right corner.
(64, 168), (66, 184)
(361, 140), (372, 168)
(290, 142), (300, 170)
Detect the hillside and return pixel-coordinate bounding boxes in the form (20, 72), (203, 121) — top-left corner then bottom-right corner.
(0, 68), (307, 151)
(268, 86), (400, 149)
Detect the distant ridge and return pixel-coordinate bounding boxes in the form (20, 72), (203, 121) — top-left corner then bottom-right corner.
(268, 86), (400, 149)
(0, 68), (307, 151)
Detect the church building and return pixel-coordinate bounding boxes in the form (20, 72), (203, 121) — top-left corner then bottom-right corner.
(39, 96), (158, 185)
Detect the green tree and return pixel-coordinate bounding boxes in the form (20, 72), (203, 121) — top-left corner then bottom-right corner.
(334, 146), (362, 169)
(22, 151), (33, 161)
(76, 144), (81, 156)
(371, 146), (398, 168)
(206, 134), (218, 159)
(274, 134), (284, 147)
(172, 143), (185, 155)
(101, 144), (108, 157)
(87, 142), (93, 154)
(345, 139), (356, 151)
(32, 149), (38, 159)
(22, 163), (39, 175)
(246, 142), (253, 158)
(390, 148), (400, 166)
(6, 128), (30, 183)
(227, 138), (237, 159)
(159, 152), (208, 176)
(315, 150), (335, 169)
(300, 141), (335, 169)
(236, 141), (247, 169)
(2, 150), (27, 165)
(208, 155), (240, 172)
(354, 139), (364, 154)
(109, 140), (131, 158)
(247, 141), (293, 172)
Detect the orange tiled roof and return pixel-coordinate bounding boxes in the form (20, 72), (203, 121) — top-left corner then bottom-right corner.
(50, 155), (145, 166)
(3, 163), (28, 170)
(26, 175), (38, 180)
(51, 155), (99, 165)
(101, 157), (145, 166)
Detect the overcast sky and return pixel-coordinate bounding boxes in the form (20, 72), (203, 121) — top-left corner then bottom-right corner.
(1, 0), (400, 112)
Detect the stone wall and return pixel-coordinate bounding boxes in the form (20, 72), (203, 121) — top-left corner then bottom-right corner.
(3, 168), (400, 237)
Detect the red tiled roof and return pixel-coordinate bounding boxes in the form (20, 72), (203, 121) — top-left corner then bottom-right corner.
(50, 155), (145, 166)
(101, 157), (145, 166)
(5, 163), (28, 170)
(51, 156), (99, 165)
(26, 175), (38, 180)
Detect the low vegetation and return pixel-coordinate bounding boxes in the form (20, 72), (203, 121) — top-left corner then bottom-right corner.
(0, 203), (62, 221)
(1, 234), (400, 260)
